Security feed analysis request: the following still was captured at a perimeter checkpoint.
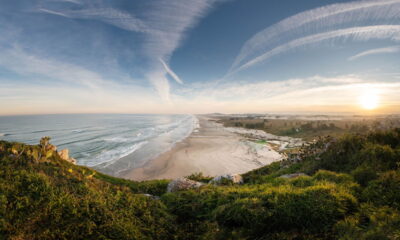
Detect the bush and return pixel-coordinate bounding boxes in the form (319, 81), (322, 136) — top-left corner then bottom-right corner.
(362, 171), (400, 210)
(241, 162), (282, 184)
(288, 176), (314, 187)
(313, 170), (354, 185)
(162, 182), (357, 238)
(94, 172), (170, 196)
(213, 197), (267, 228)
(351, 165), (378, 186)
(258, 184), (357, 234)
(300, 129), (400, 174)
(186, 172), (213, 183)
(335, 204), (400, 240)
(356, 143), (399, 172)
(367, 128), (400, 149)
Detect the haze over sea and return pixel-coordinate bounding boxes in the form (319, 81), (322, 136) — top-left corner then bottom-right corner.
(0, 114), (197, 176)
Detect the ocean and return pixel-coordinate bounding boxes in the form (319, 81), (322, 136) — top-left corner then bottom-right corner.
(0, 114), (198, 176)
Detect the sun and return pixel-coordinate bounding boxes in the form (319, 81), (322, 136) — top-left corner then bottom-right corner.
(359, 89), (379, 110)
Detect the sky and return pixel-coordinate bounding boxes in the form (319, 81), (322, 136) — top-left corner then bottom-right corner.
(0, 0), (399, 115)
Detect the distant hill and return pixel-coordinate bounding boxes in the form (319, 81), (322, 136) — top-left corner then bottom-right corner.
(1, 129), (399, 239)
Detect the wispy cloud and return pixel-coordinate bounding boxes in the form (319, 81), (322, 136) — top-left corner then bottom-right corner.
(57, 0), (82, 4)
(234, 25), (400, 74)
(37, 0), (221, 100)
(159, 58), (183, 84)
(169, 75), (400, 114)
(0, 47), (162, 115)
(140, 0), (220, 100)
(229, 0), (400, 75)
(187, 75), (368, 101)
(0, 46), (106, 90)
(38, 8), (69, 17)
(348, 45), (400, 61)
(38, 7), (147, 32)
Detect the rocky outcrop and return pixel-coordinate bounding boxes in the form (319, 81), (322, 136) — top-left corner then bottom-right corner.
(167, 178), (204, 192)
(58, 149), (77, 164)
(209, 174), (243, 185)
(46, 144), (57, 152)
(279, 173), (308, 179)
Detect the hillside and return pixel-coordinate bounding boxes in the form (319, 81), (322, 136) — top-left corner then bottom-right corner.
(1, 129), (400, 240)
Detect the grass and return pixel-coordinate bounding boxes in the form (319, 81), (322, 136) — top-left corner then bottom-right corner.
(1, 128), (400, 239)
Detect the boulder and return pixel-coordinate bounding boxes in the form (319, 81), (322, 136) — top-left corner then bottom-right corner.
(279, 173), (308, 179)
(209, 174), (243, 185)
(58, 149), (77, 164)
(167, 178), (204, 192)
(58, 149), (69, 160)
(68, 157), (77, 165)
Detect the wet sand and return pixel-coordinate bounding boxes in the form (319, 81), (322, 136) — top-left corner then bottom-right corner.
(124, 116), (282, 181)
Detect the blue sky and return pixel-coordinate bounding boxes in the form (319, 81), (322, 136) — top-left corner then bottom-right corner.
(0, 0), (399, 115)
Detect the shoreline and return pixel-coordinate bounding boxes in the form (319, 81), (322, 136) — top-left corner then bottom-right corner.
(93, 114), (198, 177)
(124, 116), (283, 181)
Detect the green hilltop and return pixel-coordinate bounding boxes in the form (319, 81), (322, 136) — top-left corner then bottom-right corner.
(1, 129), (400, 239)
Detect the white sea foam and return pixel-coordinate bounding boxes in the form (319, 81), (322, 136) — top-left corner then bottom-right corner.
(103, 136), (132, 143)
(86, 141), (148, 167)
(89, 115), (196, 170)
(72, 129), (85, 133)
(192, 116), (200, 132)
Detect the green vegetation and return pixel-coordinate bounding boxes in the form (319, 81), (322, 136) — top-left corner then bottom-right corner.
(185, 172), (213, 183)
(218, 116), (400, 140)
(1, 129), (400, 239)
(0, 139), (173, 239)
(94, 172), (169, 196)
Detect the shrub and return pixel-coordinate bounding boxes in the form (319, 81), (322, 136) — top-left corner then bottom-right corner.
(351, 165), (378, 186)
(186, 172), (213, 183)
(241, 162), (282, 184)
(356, 143), (399, 172)
(161, 186), (231, 222)
(94, 172), (170, 196)
(211, 184), (357, 238)
(288, 175), (314, 187)
(362, 171), (400, 210)
(300, 129), (400, 175)
(213, 197), (267, 228)
(335, 204), (400, 240)
(313, 170), (354, 185)
(260, 184), (357, 233)
(242, 161), (303, 184)
(367, 128), (400, 149)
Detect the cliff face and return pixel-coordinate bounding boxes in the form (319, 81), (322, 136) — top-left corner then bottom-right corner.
(1, 130), (399, 240)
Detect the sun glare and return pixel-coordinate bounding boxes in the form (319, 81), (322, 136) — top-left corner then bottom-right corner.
(359, 89), (379, 110)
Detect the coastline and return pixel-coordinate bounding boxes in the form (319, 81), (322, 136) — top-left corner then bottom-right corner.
(124, 116), (283, 181)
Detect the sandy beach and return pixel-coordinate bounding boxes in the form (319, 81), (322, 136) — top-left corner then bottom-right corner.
(125, 116), (283, 181)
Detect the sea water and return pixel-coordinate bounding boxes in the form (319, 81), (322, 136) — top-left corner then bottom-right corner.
(0, 114), (198, 176)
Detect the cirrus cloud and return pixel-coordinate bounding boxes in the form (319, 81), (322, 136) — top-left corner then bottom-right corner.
(229, 0), (400, 75)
